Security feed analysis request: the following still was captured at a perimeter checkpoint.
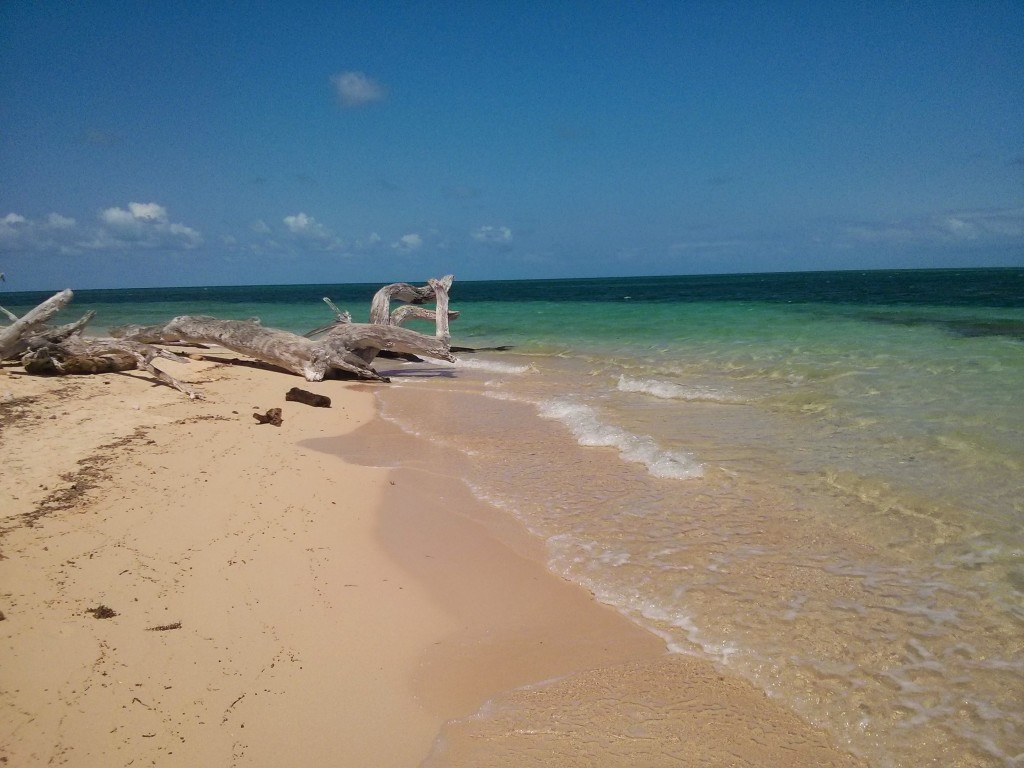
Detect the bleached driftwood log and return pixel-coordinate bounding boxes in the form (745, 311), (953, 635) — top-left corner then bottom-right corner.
(157, 277), (453, 381)
(0, 289), (75, 360)
(21, 336), (201, 399)
(8, 276), (456, 394)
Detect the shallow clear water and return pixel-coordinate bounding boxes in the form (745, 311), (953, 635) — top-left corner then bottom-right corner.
(5, 269), (1023, 766)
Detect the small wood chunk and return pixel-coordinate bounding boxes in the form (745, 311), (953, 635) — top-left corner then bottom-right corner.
(285, 387), (331, 408)
(252, 407), (283, 426)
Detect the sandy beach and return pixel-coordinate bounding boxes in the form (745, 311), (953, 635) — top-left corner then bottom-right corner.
(0, 350), (865, 767)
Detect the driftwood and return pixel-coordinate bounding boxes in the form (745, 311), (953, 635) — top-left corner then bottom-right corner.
(25, 311), (97, 348)
(134, 276), (454, 382)
(369, 275), (452, 325)
(4, 276), (458, 397)
(1, 289), (200, 398)
(252, 407), (283, 426)
(22, 336), (202, 399)
(286, 387), (331, 408)
(108, 323), (184, 344)
(0, 289), (75, 360)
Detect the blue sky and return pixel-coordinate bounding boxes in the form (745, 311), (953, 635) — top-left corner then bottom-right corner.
(1, 1), (1021, 290)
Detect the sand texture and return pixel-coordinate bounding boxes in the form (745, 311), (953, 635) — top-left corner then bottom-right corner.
(0, 353), (864, 767)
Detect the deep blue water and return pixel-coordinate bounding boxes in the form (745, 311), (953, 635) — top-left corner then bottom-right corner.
(5, 267), (1024, 309)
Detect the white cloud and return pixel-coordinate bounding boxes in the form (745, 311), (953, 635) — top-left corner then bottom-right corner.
(129, 202), (168, 221)
(282, 212), (344, 250)
(284, 212), (321, 235)
(250, 219), (271, 234)
(331, 71), (386, 107)
(392, 233), (422, 252)
(472, 225), (513, 245)
(94, 202), (201, 249)
(1, 202), (201, 257)
(937, 209), (1023, 240)
(0, 213), (27, 249)
(840, 207), (1024, 247)
(46, 213), (76, 229)
(0, 211), (84, 254)
(100, 207), (138, 228)
(353, 232), (383, 251)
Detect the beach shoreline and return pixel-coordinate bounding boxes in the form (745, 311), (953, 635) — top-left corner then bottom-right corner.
(1, 353), (864, 767)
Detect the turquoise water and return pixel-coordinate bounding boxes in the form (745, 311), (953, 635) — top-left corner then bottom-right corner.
(5, 269), (1023, 766)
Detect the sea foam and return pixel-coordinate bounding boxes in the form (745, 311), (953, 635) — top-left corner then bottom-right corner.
(617, 375), (744, 403)
(537, 398), (703, 479)
(454, 357), (536, 375)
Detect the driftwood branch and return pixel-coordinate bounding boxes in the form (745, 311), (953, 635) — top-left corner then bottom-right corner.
(369, 274), (453, 325)
(24, 311), (96, 349)
(389, 305), (460, 328)
(0, 289), (75, 360)
(109, 323), (180, 344)
(302, 298), (352, 339)
(21, 337), (201, 399)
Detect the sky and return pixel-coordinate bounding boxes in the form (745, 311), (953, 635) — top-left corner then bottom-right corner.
(1, 1), (1022, 290)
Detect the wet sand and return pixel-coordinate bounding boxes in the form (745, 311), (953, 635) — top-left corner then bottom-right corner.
(0, 352), (864, 766)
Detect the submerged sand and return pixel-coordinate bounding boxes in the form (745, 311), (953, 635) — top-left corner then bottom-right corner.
(0, 352), (864, 766)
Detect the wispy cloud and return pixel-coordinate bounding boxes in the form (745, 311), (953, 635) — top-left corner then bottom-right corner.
(471, 225), (513, 248)
(46, 213), (75, 229)
(1, 202), (201, 255)
(392, 233), (422, 253)
(331, 71), (387, 108)
(0, 212), (76, 253)
(284, 212), (326, 237)
(282, 212), (345, 250)
(840, 207), (1024, 247)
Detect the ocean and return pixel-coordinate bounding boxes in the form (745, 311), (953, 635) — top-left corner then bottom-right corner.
(4, 268), (1023, 766)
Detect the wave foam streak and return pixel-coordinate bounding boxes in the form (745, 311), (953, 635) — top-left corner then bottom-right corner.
(536, 398), (703, 480)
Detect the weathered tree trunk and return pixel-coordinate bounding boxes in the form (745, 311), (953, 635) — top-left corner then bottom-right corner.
(21, 337), (201, 399)
(0, 289), (75, 360)
(369, 274), (453, 325)
(151, 277), (455, 381)
(8, 276), (457, 396)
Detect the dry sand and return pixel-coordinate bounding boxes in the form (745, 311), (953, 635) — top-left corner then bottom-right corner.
(0, 352), (865, 767)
